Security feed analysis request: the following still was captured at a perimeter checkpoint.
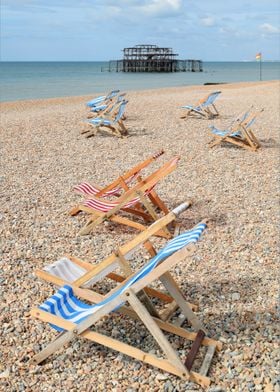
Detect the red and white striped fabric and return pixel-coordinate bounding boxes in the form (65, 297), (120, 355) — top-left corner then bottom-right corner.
(74, 172), (140, 197)
(74, 151), (164, 197)
(74, 182), (119, 197)
(82, 186), (155, 213)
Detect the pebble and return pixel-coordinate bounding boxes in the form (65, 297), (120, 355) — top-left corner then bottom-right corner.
(1, 82), (279, 391)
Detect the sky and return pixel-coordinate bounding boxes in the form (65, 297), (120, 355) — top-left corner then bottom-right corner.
(1, 0), (280, 61)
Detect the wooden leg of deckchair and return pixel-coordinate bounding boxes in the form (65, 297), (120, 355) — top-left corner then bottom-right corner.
(159, 272), (206, 333)
(30, 329), (74, 365)
(158, 271), (194, 325)
(208, 137), (222, 148)
(85, 128), (99, 138)
(136, 191), (172, 239)
(241, 127), (258, 150)
(224, 136), (256, 151)
(121, 207), (154, 222)
(126, 290), (188, 373)
(180, 108), (194, 119)
(211, 104), (219, 117)
(80, 124), (91, 134)
(248, 130), (260, 148)
(118, 120), (128, 136)
(115, 249), (161, 318)
(242, 128), (260, 150)
(99, 125), (123, 138)
(148, 190), (170, 215)
(69, 205), (82, 216)
(78, 214), (105, 235)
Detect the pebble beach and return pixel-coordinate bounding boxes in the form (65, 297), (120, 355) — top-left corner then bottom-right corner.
(0, 80), (279, 391)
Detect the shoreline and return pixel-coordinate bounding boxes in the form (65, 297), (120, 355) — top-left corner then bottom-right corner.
(0, 79), (279, 108)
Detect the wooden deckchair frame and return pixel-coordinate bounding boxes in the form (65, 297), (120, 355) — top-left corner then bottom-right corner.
(82, 100), (128, 138)
(71, 157), (182, 237)
(209, 109), (263, 151)
(36, 202), (196, 326)
(30, 208), (222, 388)
(73, 150), (164, 199)
(181, 91), (221, 120)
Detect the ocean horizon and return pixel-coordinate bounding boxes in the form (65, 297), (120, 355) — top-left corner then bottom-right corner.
(0, 61), (279, 102)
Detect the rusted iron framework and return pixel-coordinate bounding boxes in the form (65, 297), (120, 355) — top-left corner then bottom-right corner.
(106, 45), (202, 73)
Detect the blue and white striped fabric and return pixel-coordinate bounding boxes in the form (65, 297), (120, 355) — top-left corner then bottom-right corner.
(90, 94), (127, 113)
(201, 91), (221, 107)
(209, 109), (253, 138)
(210, 126), (241, 138)
(90, 104), (108, 113)
(86, 90), (120, 108)
(39, 222), (206, 332)
(181, 91), (221, 111)
(89, 101), (127, 127)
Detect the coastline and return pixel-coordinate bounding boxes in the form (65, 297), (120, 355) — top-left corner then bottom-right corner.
(1, 79), (279, 390)
(0, 79), (279, 108)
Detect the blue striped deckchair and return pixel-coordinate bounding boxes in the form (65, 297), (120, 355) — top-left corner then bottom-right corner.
(88, 93), (126, 117)
(31, 217), (222, 388)
(209, 108), (263, 151)
(181, 91), (221, 119)
(39, 223), (206, 331)
(82, 100), (128, 138)
(86, 89), (120, 108)
(36, 201), (196, 322)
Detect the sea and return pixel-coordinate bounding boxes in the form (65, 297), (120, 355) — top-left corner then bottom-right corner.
(0, 61), (279, 102)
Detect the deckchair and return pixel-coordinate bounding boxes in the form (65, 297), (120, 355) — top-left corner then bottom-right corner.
(30, 207), (222, 388)
(73, 150), (164, 198)
(70, 156), (181, 237)
(208, 108), (263, 151)
(87, 93), (126, 119)
(86, 89), (120, 108)
(82, 100), (128, 138)
(180, 91), (221, 119)
(35, 202), (197, 326)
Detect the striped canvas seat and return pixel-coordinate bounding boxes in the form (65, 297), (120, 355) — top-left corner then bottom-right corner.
(43, 257), (92, 288)
(86, 90), (120, 108)
(74, 172), (139, 197)
(209, 109), (250, 138)
(90, 93), (126, 114)
(89, 100), (127, 127)
(82, 185), (155, 213)
(90, 104), (107, 113)
(73, 150), (164, 198)
(181, 91), (221, 118)
(39, 222), (206, 331)
(210, 127), (241, 138)
(208, 108), (262, 151)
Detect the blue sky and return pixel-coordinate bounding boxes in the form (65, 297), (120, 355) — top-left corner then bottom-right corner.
(1, 0), (279, 61)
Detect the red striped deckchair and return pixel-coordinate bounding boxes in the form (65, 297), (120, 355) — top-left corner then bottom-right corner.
(73, 150), (164, 198)
(71, 156), (182, 236)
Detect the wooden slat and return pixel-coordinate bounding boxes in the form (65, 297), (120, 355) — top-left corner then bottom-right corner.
(200, 345), (216, 376)
(184, 329), (205, 371)
(159, 272), (205, 332)
(126, 290), (187, 373)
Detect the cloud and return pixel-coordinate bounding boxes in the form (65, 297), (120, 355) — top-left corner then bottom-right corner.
(137, 0), (183, 17)
(259, 23), (280, 34)
(200, 16), (216, 27)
